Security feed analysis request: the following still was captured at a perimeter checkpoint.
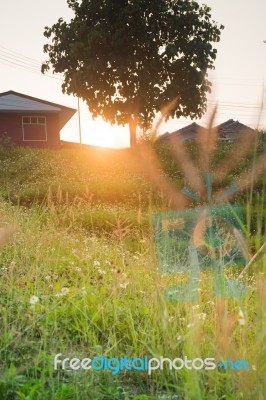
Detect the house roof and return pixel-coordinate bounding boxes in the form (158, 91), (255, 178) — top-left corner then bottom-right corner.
(174, 122), (203, 135)
(0, 90), (76, 129)
(159, 122), (203, 142)
(158, 131), (170, 140)
(215, 119), (254, 135)
(158, 120), (254, 142)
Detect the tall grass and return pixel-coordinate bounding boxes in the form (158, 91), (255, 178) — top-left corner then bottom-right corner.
(0, 130), (265, 399)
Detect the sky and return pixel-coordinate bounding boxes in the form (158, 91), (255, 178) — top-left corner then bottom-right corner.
(0, 0), (266, 147)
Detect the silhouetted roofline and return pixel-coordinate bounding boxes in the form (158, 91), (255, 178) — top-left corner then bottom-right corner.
(0, 90), (77, 129)
(0, 90), (76, 113)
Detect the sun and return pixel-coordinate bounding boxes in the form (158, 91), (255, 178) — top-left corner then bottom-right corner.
(61, 115), (129, 148)
(88, 119), (129, 148)
(89, 120), (118, 147)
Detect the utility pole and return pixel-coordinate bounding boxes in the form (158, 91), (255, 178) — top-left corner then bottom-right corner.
(261, 41), (266, 134)
(78, 97), (82, 149)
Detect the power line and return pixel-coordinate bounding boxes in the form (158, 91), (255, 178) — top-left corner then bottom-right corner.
(0, 45), (64, 81)
(0, 47), (42, 67)
(0, 58), (63, 81)
(0, 45), (64, 78)
(1, 45), (265, 124)
(0, 45), (44, 65)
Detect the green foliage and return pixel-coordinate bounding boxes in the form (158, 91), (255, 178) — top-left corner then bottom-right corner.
(0, 143), (265, 399)
(42, 0), (223, 144)
(0, 132), (13, 148)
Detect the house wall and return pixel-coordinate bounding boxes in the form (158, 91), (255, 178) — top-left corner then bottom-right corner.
(0, 112), (60, 148)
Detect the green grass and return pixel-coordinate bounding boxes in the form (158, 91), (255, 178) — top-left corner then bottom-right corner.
(0, 139), (265, 399)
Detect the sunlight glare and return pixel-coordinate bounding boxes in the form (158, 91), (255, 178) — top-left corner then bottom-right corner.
(61, 115), (129, 148)
(88, 119), (128, 148)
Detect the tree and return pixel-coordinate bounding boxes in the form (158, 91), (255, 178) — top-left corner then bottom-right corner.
(42, 0), (223, 147)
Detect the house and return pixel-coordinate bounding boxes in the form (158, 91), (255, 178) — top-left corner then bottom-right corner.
(215, 119), (255, 142)
(157, 122), (203, 143)
(0, 90), (76, 148)
(158, 120), (254, 143)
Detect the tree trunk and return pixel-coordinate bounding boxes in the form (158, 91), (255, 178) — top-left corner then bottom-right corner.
(129, 117), (137, 147)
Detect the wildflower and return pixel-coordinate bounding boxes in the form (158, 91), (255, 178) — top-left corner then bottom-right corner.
(207, 301), (215, 305)
(55, 287), (70, 297)
(120, 282), (129, 289)
(192, 304), (200, 310)
(93, 261), (100, 266)
(105, 260), (111, 265)
(81, 287), (87, 295)
(61, 287), (70, 295)
(187, 323), (194, 329)
(177, 335), (182, 341)
(237, 309), (246, 325)
(98, 269), (106, 275)
(168, 316), (174, 322)
(251, 365), (257, 371)
(196, 313), (207, 320)
(29, 295), (39, 305)
(45, 275), (51, 281)
(121, 272), (127, 278)
(75, 267), (82, 272)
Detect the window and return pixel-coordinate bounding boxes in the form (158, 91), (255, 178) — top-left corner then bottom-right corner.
(38, 117), (45, 124)
(31, 117), (38, 124)
(22, 116), (47, 141)
(23, 117), (30, 124)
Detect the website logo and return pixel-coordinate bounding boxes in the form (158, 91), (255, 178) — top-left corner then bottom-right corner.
(54, 354), (251, 375)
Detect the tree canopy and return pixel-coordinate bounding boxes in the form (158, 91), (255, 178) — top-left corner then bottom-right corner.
(42, 0), (224, 146)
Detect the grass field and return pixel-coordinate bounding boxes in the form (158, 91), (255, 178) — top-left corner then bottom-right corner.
(0, 137), (265, 399)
